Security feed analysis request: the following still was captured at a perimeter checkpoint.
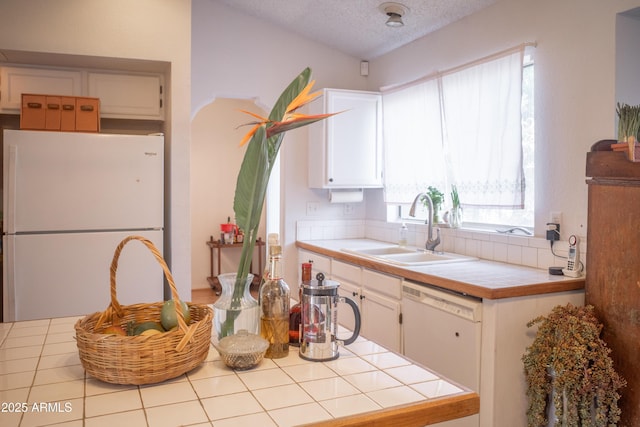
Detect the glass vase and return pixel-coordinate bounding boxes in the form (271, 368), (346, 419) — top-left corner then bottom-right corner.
(450, 206), (463, 228)
(213, 273), (259, 340)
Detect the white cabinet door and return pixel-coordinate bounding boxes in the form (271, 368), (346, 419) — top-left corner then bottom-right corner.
(0, 66), (82, 111)
(88, 72), (164, 120)
(309, 89), (383, 188)
(361, 289), (401, 352)
(332, 260), (363, 331)
(337, 280), (361, 331)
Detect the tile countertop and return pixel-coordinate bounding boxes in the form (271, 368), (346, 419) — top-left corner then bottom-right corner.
(0, 315), (478, 427)
(297, 239), (585, 299)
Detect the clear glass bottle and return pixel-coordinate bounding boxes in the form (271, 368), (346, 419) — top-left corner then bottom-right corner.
(259, 233), (290, 358)
(399, 222), (408, 247)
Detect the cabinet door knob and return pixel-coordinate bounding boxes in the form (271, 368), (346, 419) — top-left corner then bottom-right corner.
(329, 178), (333, 182)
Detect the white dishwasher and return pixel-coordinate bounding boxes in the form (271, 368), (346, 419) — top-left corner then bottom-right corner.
(402, 281), (482, 427)
(402, 280), (482, 392)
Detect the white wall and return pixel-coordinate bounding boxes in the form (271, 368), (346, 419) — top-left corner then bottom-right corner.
(368, 0), (640, 241)
(616, 11), (640, 105)
(191, 0), (369, 286)
(0, 0), (193, 299)
(190, 98), (267, 288)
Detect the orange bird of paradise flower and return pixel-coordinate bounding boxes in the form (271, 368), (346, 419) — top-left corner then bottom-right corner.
(238, 80), (339, 146)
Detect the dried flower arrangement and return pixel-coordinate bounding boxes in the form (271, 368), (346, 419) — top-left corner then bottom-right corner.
(522, 304), (625, 427)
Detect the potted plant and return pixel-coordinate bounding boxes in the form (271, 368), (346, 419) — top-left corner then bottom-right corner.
(615, 102), (640, 162)
(213, 68), (337, 339)
(522, 304), (625, 427)
(424, 186), (444, 224)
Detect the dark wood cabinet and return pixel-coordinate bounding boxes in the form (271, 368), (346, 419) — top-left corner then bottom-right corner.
(586, 150), (640, 427)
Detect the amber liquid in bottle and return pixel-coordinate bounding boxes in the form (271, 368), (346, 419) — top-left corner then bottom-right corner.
(289, 262), (311, 345)
(260, 234), (290, 358)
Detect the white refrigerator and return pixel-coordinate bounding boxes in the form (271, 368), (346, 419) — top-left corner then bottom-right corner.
(2, 129), (165, 322)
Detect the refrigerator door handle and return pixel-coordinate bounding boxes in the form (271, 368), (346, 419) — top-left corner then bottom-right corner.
(5, 144), (17, 234)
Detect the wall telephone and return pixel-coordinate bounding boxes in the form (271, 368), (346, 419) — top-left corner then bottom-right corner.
(562, 235), (583, 277)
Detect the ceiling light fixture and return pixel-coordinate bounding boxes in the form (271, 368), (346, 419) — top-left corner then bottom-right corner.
(379, 2), (409, 28)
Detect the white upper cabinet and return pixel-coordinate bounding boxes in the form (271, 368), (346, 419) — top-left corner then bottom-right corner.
(87, 72), (163, 120)
(0, 66), (82, 110)
(0, 65), (164, 120)
(308, 89), (383, 188)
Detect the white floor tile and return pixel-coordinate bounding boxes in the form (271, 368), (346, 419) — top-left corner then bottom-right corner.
(268, 402), (332, 427)
(411, 379), (464, 398)
(252, 383), (313, 410)
(367, 385), (425, 408)
(19, 397), (83, 427)
(346, 340), (388, 356)
(319, 393), (381, 418)
(0, 345), (42, 361)
(190, 373), (247, 398)
(360, 351), (411, 370)
(213, 411), (277, 427)
(323, 356), (376, 376)
(282, 362), (337, 382)
(33, 365), (85, 386)
(38, 352), (81, 370)
(84, 388), (142, 418)
(28, 380), (84, 403)
(0, 357), (39, 374)
(140, 377), (196, 407)
(385, 364), (439, 385)
(299, 376), (360, 401)
(0, 371), (35, 391)
(85, 409), (147, 427)
(236, 367), (293, 390)
(145, 400), (209, 427)
(201, 391), (263, 420)
(343, 370), (403, 392)
(84, 377), (137, 396)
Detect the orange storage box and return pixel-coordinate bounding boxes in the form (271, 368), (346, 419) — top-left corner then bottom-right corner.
(20, 93), (100, 132)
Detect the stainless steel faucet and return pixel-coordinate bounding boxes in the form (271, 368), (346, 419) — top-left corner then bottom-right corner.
(409, 193), (441, 252)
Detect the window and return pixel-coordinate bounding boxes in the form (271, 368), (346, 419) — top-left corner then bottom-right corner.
(383, 45), (534, 229)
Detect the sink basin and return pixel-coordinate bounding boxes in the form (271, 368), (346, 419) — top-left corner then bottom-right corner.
(346, 246), (415, 256)
(341, 246), (477, 265)
(380, 251), (476, 265)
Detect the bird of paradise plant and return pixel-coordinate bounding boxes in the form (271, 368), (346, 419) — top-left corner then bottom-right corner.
(219, 67), (337, 338)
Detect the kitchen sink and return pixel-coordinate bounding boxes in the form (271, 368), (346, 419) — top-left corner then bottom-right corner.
(341, 246), (477, 265)
(346, 246), (416, 256)
(379, 251), (476, 265)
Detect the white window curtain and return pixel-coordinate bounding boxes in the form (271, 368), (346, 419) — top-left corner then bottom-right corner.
(382, 78), (447, 204)
(382, 46), (526, 208)
(441, 49), (524, 208)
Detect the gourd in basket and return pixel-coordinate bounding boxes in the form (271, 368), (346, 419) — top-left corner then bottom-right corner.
(75, 235), (213, 385)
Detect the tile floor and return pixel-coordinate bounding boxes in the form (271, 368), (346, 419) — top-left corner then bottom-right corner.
(0, 314), (470, 427)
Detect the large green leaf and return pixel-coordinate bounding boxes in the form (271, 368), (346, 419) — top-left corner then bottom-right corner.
(225, 68), (312, 319)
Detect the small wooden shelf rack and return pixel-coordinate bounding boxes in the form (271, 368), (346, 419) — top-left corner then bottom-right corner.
(206, 236), (264, 295)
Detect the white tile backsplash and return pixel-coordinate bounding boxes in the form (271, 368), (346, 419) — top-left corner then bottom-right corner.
(297, 219), (587, 271)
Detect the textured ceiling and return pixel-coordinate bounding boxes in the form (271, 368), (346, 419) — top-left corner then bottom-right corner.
(216, 0), (498, 60)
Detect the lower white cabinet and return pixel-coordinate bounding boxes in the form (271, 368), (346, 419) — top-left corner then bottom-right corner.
(361, 269), (402, 352)
(329, 258), (402, 353)
(361, 289), (401, 352)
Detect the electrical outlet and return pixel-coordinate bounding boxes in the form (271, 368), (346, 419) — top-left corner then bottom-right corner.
(344, 203), (354, 215)
(306, 202), (319, 216)
(546, 223), (560, 241)
(550, 211), (562, 227)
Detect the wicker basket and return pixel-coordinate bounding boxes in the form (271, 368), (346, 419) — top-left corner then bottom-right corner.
(75, 235), (213, 385)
